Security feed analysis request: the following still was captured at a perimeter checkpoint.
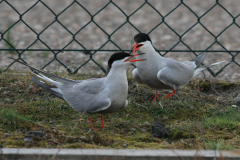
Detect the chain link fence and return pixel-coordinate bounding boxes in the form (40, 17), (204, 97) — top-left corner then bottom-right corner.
(0, 0), (239, 77)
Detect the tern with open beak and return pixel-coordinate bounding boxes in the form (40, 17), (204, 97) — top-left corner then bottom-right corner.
(10, 52), (146, 130)
(131, 33), (223, 102)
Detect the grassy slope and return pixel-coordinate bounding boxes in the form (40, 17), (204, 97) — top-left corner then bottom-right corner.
(0, 70), (240, 149)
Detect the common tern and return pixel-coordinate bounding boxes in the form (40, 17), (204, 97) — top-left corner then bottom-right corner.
(131, 33), (222, 102)
(10, 52), (146, 130)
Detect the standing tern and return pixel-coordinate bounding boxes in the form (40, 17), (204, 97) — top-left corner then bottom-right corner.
(131, 33), (222, 102)
(10, 52), (146, 130)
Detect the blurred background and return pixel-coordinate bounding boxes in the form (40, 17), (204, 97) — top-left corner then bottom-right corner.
(0, 0), (239, 80)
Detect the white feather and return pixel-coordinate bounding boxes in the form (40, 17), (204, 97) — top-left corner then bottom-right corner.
(193, 61), (226, 77)
(193, 68), (206, 77)
(31, 72), (61, 87)
(207, 61), (226, 68)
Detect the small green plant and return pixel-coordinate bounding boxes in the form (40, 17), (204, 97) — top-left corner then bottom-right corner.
(5, 22), (17, 55)
(205, 140), (235, 150)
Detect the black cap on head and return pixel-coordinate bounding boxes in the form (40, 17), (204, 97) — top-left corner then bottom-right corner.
(107, 52), (130, 73)
(134, 33), (152, 44)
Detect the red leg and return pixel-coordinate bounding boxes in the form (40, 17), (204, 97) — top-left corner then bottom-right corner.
(100, 115), (106, 129)
(152, 91), (159, 102)
(166, 89), (176, 98)
(88, 116), (99, 131)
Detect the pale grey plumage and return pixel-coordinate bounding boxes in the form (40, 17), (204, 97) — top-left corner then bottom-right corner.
(132, 39), (206, 90)
(9, 54), (131, 115)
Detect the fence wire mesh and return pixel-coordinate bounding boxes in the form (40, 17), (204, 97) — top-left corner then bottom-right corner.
(0, 0), (240, 77)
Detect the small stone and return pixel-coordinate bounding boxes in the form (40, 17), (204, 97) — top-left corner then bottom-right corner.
(210, 107), (215, 110)
(152, 121), (169, 138)
(131, 128), (137, 132)
(118, 122), (124, 126)
(232, 105), (237, 108)
(143, 122), (150, 126)
(122, 143), (128, 148)
(18, 90), (24, 93)
(162, 116), (169, 121)
(23, 137), (32, 142)
(140, 129), (146, 133)
(3, 133), (10, 138)
(209, 94), (213, 97)
(28, 131), (46, 137)
(24, 131), (46, 142)
(61, 105), (68, 109)
(80, 136), (86, 140)
(3, 90), (10, 95)
(234, 96), (240, 106)
(5, 99), (14, 104)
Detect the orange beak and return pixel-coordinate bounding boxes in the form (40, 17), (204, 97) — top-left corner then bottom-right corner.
(124, 53), (146, 63)
(131, 43), (143, 54)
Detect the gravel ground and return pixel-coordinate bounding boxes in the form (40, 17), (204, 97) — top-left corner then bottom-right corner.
(0, 0), (240, 80)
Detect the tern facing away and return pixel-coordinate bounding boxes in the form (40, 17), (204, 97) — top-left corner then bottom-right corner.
(131, 33), (218, 102)
(10, 52), (146, 130)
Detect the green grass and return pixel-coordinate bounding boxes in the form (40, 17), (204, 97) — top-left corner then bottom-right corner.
(205, 139), (236, 150)
(0, 70), (240, 149)
(0, 108), (32, 131)
(203, 107), (240, 131)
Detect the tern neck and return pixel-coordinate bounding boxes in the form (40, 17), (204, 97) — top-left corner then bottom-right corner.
(140, 44), (159, 57)
(137, 44), (162, 61)
(107, 65), (127, 80)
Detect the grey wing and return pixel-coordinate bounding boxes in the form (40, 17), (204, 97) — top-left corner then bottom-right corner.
(132, 68), (144, 84)
(157, 64), (194, 88)
(60, 78), (111, 113)
(31, 76), (64, 100)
